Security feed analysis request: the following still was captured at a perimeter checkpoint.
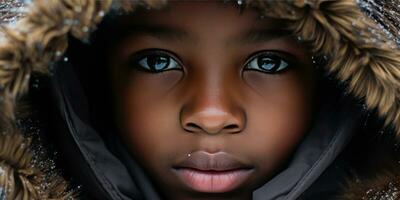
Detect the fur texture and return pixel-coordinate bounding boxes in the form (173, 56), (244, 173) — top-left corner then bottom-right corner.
(0, 0), (399, 199)
(342, 170), (400, 200)
(0, 129), (73, 199)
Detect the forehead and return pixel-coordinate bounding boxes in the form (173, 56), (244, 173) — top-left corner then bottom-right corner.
(113, 1), (288, 41)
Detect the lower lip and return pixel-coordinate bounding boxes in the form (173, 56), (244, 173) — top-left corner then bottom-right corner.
(173, 168), (253, 193)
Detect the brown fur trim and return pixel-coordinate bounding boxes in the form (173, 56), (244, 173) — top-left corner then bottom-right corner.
(341, 170), (400, 200)
(118, 0), (168, 12)
(0, 131), (74, 199)
(0, 0), (112, 121)
(0, 0), (113, 198)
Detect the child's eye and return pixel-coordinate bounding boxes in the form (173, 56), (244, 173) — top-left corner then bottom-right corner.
(131, 50), (181, 73)
(245, 52), (291, 74)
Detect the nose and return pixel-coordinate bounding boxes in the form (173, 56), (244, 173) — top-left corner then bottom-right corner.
(180, 92), (245, 135)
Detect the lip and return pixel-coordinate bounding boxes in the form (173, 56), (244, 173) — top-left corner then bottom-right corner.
(172, 151), (254, 193)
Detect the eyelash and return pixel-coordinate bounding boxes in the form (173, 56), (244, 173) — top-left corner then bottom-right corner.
(129, 49), (293, 74)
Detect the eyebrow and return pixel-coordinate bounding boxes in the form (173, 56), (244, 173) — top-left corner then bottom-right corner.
(114, 24), (293, 45)
(116, 24), (189, 41)
(237, 28), (293, 44)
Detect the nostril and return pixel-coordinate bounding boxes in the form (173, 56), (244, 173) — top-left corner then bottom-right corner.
(224, 124), (241, 133)
(181, 108), (245, 134)
(225, 124), (239, 129)
(185, 122), (202, 132)
(184, 122), (240, 134)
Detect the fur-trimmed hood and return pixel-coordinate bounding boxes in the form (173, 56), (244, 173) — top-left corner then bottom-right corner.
(0, 0), (400, 199)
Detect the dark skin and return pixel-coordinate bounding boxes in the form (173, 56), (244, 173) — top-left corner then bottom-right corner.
(108, 2), (315, 200)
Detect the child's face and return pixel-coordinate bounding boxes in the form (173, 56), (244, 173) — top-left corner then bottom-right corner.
(108, 2), (314, 199)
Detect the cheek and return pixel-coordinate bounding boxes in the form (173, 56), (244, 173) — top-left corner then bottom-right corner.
(242, 71), (313, 173)
(119, 71), (182, 164)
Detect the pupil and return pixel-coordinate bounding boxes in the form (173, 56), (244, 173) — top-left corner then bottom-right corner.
(258, 57), (278, 71)
(148, 55), (169, 70)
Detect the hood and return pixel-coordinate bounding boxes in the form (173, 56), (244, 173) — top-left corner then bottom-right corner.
(0, 0), (399, 199)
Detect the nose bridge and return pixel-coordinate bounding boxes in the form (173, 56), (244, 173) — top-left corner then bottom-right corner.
(181, 70), (245, 135)
(194, 71), (230, 111)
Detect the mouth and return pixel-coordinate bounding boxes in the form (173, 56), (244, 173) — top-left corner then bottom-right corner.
(172, 151), (254, 193)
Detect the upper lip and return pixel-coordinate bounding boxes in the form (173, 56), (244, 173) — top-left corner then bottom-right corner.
(173, 151), (253, 171)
